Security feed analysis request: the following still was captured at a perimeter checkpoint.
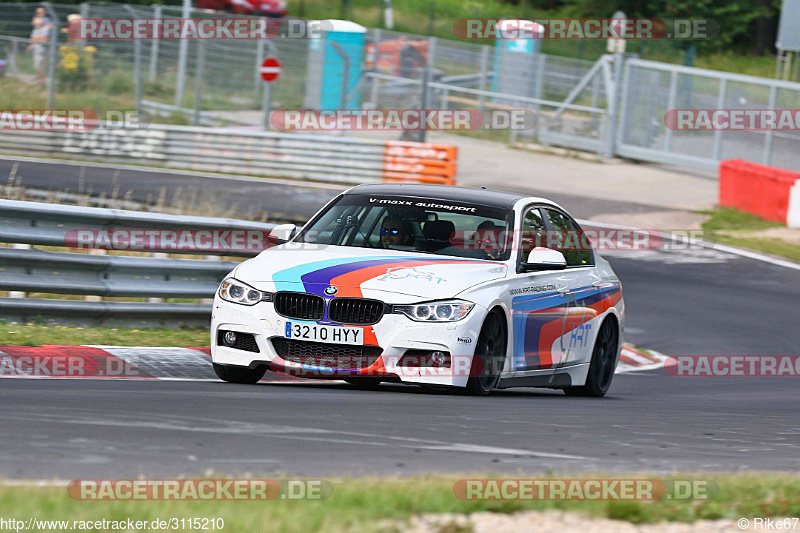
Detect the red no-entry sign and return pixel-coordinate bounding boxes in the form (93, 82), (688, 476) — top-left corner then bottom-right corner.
(260, 57), (281, 83)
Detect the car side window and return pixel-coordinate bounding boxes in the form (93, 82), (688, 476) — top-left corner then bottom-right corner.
(520, 207), (547, 259)
(542, 208), (593, 267)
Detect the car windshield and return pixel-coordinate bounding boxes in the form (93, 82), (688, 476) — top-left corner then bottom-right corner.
(296, 194), (513, 260)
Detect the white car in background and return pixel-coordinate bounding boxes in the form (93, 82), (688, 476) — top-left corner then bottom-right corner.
(211, 184), (624, 396)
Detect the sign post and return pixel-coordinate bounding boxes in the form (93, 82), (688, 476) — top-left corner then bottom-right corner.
(260, 57), (281, 130)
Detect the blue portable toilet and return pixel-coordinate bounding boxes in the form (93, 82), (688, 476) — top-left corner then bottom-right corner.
(492, 19), (544, 100)
(304, 20), (366, 110)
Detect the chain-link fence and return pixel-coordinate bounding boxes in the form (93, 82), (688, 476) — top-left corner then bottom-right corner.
(1, 2), (800, 171)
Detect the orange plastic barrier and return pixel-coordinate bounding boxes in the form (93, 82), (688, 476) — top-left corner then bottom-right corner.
(719, 159), (800, 225)
(382, 141), (458, 185)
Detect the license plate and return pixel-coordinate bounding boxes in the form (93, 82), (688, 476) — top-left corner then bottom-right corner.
(284, 322), (363, 345)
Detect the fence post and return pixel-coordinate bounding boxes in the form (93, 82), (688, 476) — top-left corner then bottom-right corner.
(175, 0), (191, 106)
(124, 5), (143, 117)
(763, 84), (778, 166)
(149, 4), (161, 82)
(254, 38), (265, 104)
(416, 36), (436, 143)
(663, 69), (678, 152)
(194, 40), (206, 126)
(478, 45), (489, 112)
(603, 53), (624, 158)
(44, 2), (59, 110)
(712, 78), (727, 161)
(10, 39), (18, 74)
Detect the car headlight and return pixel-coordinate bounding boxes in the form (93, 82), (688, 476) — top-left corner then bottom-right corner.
(218, 278), (270, 306)
(392, 300), (475, 322)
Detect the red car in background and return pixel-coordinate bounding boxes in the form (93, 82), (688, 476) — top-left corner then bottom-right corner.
(196, 0), (287, 18)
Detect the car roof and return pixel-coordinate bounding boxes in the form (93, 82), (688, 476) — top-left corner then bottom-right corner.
(345, 184), (555, 210)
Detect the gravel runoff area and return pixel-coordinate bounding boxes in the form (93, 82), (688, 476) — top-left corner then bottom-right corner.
(394, 511), (752, 532)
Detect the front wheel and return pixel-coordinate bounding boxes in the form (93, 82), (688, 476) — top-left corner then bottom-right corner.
(563, 318), (618, 397)
(465, 310), (507, 396)
(213, 363), (266, 384)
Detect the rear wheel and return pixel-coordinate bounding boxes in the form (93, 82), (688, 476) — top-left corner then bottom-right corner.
(563, 318), (618, 397)
(213, 363), (266, 384)
(465, 310), (507, 396)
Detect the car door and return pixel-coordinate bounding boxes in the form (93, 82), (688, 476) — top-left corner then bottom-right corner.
(540, 207), (602, 368)
(508, 206), (572, 372)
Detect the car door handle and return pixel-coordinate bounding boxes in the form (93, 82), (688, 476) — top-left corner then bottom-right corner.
(557, 286), (570, 295)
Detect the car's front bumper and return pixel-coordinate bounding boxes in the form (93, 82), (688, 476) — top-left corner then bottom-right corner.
(210, 296), (488, 387)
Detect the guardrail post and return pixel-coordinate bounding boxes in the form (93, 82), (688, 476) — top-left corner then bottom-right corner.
(200, 255), (221, 304)
(7, 244), (31, 299)
(84, 248), (107, 302)
(146, 252), (168, 303)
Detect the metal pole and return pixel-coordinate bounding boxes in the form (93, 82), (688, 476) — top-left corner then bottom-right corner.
(194, 40), (205, 126)
(10, 39), (18, 74)
(603, 53), (623, 158)
(124, 6), (143, 116)
(254, 38), (265, 104)
(762, 84), (777, 166)
(175, 0), (191, 106)
(44, 2), (59, 110)
(711, 79), (727, 161)
(663, 69), (678, 152)
(149, 5), (161, 82)
(478, 45), (489, 112)
(416, 36), (436, 143)
(262, 82), (273, 130)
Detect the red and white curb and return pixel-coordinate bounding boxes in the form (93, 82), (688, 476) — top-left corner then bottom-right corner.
(617, 345), (668, 373)
(0, 343), (665, 381)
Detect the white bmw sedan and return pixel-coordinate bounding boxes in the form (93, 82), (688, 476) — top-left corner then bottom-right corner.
(211, 184), (624, 396)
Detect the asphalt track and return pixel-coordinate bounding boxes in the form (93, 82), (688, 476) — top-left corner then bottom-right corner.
(0, 156), (799, 478)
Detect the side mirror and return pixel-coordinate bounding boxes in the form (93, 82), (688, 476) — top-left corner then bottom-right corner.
(520, 247), (567, 272)
(269, 223), (297, 245)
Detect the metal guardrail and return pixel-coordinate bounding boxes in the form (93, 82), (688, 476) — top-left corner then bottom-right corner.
(0, 124), (458, 185)
(0, 199), (277, 325)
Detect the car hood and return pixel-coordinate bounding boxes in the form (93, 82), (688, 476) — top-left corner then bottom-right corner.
(234, 245), (507, 299)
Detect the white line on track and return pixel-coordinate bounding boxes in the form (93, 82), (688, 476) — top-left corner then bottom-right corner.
(578, 218), (800, 271)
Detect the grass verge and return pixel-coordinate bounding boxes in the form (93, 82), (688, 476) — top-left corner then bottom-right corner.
(698, 207), (800, 263)
(0, 321), (209, 347)
(0, 474), (798, 532)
